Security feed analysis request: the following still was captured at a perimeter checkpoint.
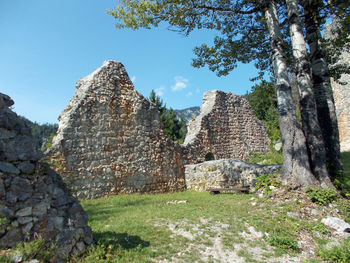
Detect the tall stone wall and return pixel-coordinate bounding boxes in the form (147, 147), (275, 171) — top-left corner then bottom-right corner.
(0, 93), (93, 261)
(325, 23), (350, 152)
(47, 61), (185, 200)
(183, 90), (270, 163)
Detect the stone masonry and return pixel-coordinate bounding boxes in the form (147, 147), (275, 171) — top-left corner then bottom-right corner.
(325, 22), (350, 152)
(0, 93), (93, 261)
(183, 90), (270, 163)
(47, 61), (185, 200)
(185, 159), (282, 191)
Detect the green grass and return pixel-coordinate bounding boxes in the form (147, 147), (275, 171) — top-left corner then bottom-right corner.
(69, 190), (330, 262)
(246, 150), (283, 165)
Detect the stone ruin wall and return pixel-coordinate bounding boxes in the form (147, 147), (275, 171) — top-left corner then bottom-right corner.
(47, 61), (186, 200)
(183, 90), (270, 164)
(0, 93), (93, 260)
(325, 22), (350, 152)
(185, 159), (281, 191)
(47, 61), (270, 199)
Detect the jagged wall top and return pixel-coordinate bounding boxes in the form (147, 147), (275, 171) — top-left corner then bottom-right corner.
(0, 93), (41, 162)
(183, 90), (270, 163)
(48, 60), (185, 199)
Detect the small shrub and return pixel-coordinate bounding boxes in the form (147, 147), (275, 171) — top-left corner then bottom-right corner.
(247, 151), (283, 165)
(265, 234), (299, 251)
(306, 188), (338, 205)
(0, 256), (12, 263)
(11, 239), (57, 262)
(255, 173), (281, 194)
(318, 238), (350, 262)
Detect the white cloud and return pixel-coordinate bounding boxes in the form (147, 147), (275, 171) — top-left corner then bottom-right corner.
(131, 76), (136, 83)
(155, 86), (165, 96)
(186, 91), (193, 97)
(171, 76), (189, 91)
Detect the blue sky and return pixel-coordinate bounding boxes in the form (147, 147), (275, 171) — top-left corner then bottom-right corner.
(1, 0), (260, 124)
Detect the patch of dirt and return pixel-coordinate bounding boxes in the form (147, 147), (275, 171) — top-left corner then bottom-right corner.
(154, 218), (313, 263)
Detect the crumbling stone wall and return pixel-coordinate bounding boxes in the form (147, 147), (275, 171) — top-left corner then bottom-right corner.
(47, 61), (185, 200)
(325, 22), (350, 152)
(0, 93), (93, 261)
(185, 159), (281, 191)
(183, 90), (270, 163)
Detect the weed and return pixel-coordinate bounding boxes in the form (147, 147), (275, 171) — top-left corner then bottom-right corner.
(265, 234), (299, 252)
(255, 173), (281, 195)
(246, 151), (283, 165)
(7, 239), (57, 262)
(318, 238), (350, 262)
(306, 188), (338, 205)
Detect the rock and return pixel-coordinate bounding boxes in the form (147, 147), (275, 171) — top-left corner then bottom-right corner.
(321, 217), (350, 232)
(24, 260), (40, 263)
(17, 161), (35, 174)
(248, 226), (263, 239)
(166, 200), (187, 204)
(22, 222), (33, 234)
(185, 159), (281, 191)
(0, 228), (23, 248)
(274, 142), (282, 152)
(0, 93), (14, 108)
(32, 202), (48, 217)
(16, 207), (32, 217)
(311, 209), (321, 216)
(18, 217), (32, 225)
(0, 161), (19, 174)
(9, 250), (23, 263)
(10, 177), (32, 193)
(287, 212), (298, 218)
(76, 241), (86, 252)
(0, 178), (5, 198)
(0, 206), (14, 217)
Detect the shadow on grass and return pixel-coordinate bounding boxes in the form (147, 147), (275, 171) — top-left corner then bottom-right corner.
(94, 231), (150, 250)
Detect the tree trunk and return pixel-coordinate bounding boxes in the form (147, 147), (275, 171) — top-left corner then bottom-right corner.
(264, 0), (319, 188)
(302, 0), (343, 179)
(285, 0), (334, 188)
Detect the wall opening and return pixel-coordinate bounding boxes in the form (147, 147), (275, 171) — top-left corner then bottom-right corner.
(205, 152), (215, 161)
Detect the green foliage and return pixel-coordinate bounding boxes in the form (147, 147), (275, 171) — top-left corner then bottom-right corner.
(0, 256), (12, 263)
(318, 238), (350, 263)
(333, 152), (350, 197)
(255, 173), (281, 196)
(8, 239), (56, 262)
(245, 80), (281, 143)
(149, 90), (187, 143)
(265, 234), (299, 252)
(41, 132), (55, 152)
(306, 188), (338, 205)
(0, 216), (8, 226)
(19, 116), (58, 150)
(247, 151), (283, 165)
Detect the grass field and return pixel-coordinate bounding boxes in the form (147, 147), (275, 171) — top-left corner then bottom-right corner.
(76, 188), (349, 263)
(1, 153), (349, 262)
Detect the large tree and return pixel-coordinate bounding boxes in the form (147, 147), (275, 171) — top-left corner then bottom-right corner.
(108, 0), (345, 188)
(301, 0), (348, 179)
(285, 0), (333, 188)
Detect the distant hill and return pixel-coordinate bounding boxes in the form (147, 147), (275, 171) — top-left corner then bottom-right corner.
(18, 116), (58, 150)
(174, 106), (200, 124)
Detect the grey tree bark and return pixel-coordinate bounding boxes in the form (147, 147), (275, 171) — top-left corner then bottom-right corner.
(302, 0), (343, 178)
(265, 0), (319, 188)
(285, 0), (334, 188)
